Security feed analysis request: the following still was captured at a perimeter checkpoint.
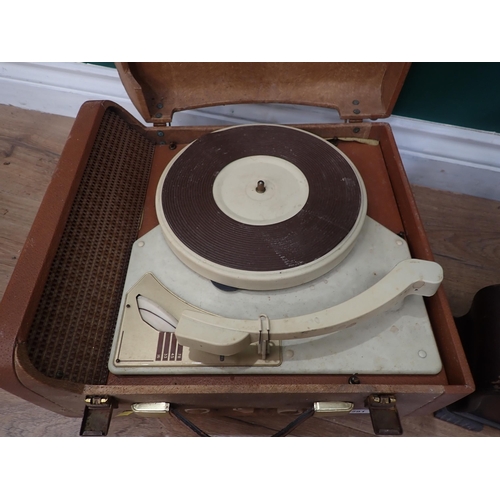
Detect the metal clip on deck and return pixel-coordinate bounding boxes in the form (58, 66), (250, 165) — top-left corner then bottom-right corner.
(258, 314), (270, 360)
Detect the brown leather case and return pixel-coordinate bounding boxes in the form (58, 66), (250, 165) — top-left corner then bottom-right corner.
(0, 63), (474, 421)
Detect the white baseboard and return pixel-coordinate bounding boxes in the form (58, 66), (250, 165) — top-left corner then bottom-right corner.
(0, 62), (141, 121)
(1, 62), (499, 200)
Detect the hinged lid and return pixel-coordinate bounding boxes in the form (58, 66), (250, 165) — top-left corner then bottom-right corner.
(116, 63), (411, 124)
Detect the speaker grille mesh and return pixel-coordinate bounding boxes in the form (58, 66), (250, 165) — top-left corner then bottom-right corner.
(27, 109), (153, 385)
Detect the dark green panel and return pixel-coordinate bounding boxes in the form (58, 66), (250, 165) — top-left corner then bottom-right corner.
(85, 62), (116, 68)
(394, 63), (500, 133)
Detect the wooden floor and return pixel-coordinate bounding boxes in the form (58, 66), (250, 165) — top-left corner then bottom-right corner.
(1, 104), (499, 437)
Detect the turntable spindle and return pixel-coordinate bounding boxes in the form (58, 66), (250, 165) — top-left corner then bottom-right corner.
(256, 180), (266, 193)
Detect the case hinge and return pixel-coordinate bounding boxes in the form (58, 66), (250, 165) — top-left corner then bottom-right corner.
(80, 396), (113, 436)
(366, 394), (403, 435)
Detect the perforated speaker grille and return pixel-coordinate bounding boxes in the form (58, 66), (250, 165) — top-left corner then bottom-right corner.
(26, 108), (153, 385)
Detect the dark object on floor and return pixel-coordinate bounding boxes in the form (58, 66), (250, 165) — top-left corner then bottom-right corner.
(435, 284), (500, 431)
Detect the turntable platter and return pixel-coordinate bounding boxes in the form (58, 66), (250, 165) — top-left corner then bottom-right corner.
(156, 124), (367, 290)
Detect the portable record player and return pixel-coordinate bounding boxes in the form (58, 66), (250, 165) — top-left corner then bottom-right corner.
(0, 63), (474, 436)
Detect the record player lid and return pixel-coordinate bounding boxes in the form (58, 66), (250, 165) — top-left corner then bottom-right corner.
(115, 62), (411, 124)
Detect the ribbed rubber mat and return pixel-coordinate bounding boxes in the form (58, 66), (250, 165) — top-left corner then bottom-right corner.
(27, 109), (154, 385)
(161, 125), (361, 271)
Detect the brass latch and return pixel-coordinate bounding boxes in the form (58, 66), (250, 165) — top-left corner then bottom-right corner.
(131, 402), (171, 417)
(366, 394), (403, 436)
(80, 395), (113, 436)
(313, 401), (354, 416)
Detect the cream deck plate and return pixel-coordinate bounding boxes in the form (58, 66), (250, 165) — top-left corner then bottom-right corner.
(109, 217), (442, 375)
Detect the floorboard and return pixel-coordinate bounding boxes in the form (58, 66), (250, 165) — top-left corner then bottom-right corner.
(1, 104), (499, 437)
